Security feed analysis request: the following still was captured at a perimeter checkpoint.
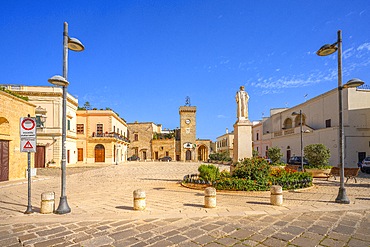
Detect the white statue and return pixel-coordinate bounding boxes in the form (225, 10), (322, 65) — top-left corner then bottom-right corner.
(236, 86), (249, 120)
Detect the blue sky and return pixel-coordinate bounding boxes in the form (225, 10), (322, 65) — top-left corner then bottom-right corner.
(1, 1), (370, 140)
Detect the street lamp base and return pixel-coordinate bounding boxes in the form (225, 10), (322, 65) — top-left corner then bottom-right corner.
(55, 196), (71, 214)
(24, 206), (33, 214)
(335, 187), (350, 204)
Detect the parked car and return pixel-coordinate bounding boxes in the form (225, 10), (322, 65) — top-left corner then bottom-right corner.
(360, 157), (370, 173)
(287, 156), (309, 166)
(159, 156), (172, 162)
(127, 155), (140, 161)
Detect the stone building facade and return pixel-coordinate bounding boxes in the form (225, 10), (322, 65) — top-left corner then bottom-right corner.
(215, 129), (234, 159)
(2, 85), (78, 168)
(0, 90), (36, 181)
(76, 110), (129, 164)
(128, 105), (211, 162)
(252, 87), (370, 167)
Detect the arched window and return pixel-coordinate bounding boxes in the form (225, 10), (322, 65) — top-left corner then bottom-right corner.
(283, 118), (293, 129)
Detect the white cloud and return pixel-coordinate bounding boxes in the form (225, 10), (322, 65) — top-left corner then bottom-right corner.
(217, 114), (228, 119)
(343, 48), (354, 59)
(357, 43), (370, 51)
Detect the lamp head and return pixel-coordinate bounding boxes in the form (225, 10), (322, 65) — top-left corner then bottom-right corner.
(48, 75), (69, 86)
(343, 78), (365, 88)
(316, 44), (338, 56)
(68, 37), (85, 52)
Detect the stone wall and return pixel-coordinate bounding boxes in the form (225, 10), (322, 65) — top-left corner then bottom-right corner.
(0, 91), (35, 180)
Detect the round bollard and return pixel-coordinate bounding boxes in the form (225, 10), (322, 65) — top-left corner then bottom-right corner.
(270, 185), (283, 206)
(204, 187), (216, 208)
(133, 189), (146, 210)
(40, 192), (55, 214)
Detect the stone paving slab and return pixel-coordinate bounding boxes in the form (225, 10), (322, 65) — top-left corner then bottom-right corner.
(1, 161), (370, 246)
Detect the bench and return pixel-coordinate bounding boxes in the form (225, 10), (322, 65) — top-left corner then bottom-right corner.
(328, 167), (360, 183)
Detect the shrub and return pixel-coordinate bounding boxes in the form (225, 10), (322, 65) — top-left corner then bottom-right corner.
(232, 157), (271, 180)
(198, 164), (220, 182)
(267, 147), (283, 164)
(304, 144), (331, 168)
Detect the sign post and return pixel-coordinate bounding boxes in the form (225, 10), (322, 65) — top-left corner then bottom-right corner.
(20, 115), (36, 214)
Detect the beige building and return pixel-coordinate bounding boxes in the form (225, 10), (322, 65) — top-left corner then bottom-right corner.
(76, 110), (129, 164)
(215, 129), (234, 159)
(253, 87), (370, 167)
(0, 89), (36, 181)
(2, 85), (78, 168)
(127, 122), (163, 160)
(128, 105), (211, 162)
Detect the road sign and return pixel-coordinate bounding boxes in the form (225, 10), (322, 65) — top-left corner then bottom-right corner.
(20, 117), (37, 153)
(20, 117), (36, 137)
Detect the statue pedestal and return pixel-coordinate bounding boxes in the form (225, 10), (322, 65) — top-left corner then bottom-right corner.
(233, 120), (253, 163)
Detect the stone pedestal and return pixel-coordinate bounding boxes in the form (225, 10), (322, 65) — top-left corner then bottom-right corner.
(133, 189), (146, 211)
(40, 192), (55, 214)
(233, 120), (253, 163)
(204, 187), (216, 208)
(270, 186), (283, 206)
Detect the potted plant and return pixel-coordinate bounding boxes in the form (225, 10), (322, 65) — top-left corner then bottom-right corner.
(304, 144), (331, 178)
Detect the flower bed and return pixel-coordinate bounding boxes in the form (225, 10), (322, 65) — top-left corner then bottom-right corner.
(182, 159), (313, 192)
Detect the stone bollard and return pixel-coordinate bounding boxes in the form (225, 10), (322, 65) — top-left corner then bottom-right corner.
(40, 192), (55, 214)
(270, 185), (283, 206)
(204, 187), (216, 208)
(133, 189), (146, 210)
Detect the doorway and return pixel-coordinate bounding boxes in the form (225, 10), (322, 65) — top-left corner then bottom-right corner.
(186, 150), (192, 161)
(0, 140), (9, 182)
(35, 146), (45, 168)
(95, 144), (105, 162)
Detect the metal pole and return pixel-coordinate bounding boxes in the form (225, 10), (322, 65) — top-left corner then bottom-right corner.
(24, 152), (33, 214)
(335, 30), (350, 204)
(300, 110), (303, 171)
(56, 22), (71, 214)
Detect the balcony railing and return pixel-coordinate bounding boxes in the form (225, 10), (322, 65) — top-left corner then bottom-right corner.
(91, 132), (130, 143)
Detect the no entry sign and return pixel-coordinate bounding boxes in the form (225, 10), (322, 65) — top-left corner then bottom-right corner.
(20, 117), (37, 152)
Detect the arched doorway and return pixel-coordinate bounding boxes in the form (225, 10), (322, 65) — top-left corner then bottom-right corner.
(198, 145), (208, 161)
(186, 150), (192, 161)
(95, 144), (105, 162)
(286, 146), (291, 163)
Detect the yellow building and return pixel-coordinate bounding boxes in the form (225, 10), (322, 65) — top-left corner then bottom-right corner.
(76, 110), (130, 164)
(0, 89), (35, 181)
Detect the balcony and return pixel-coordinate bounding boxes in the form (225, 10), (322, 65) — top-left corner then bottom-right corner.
(91, 132), (130, 143)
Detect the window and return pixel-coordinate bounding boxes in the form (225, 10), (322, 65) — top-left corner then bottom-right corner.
(77, 124), (84, 134)
(97, 124), (103, 136)
(166, 151), (169, 156)
(134, 133), (138, 141)
(67, 120), (71, 131)
(113, 126), (115, 132)
(256, 133), (259, 141)
(326, 119), (331, 128)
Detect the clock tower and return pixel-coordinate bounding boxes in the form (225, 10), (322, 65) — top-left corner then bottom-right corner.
(179, 106), (197, 161)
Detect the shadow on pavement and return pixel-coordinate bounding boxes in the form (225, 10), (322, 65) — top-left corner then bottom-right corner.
(183, 203), (203, 208)
(116, 205), (133, 211)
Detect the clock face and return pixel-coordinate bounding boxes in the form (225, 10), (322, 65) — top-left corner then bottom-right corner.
(185, 119), (191, 124)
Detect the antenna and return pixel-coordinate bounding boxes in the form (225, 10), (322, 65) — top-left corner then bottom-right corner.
(304, 94), (308, 101)
(185, 96), (191, 106)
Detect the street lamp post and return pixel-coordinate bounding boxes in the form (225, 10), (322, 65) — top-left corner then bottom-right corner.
(317, 30), (364, 204)
(292, 110), (303, 171)
(48, 22), (84, 214)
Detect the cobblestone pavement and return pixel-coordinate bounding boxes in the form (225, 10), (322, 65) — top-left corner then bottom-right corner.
(1, 162), (370, 247)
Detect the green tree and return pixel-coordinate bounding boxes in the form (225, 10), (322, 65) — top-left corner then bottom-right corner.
(267, 147), (283, 164)
(83, 101), (91, 110)
(304, 144), (331, 168)
(252, 149), (259, 157)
